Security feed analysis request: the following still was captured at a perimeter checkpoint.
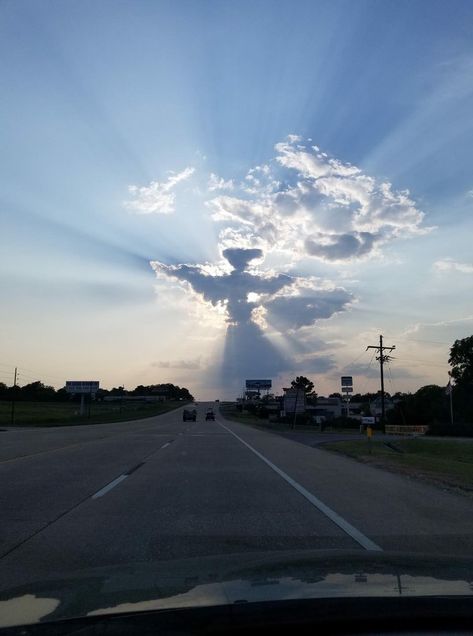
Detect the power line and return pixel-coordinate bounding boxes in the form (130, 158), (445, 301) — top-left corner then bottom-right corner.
(386, 336), (451, 346)
(393, 357), (447, 368)
(350, 350), (377, 397)
(339, 349), (370, 373)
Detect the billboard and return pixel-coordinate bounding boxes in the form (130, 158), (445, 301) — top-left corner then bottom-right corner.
(341, 376), (353, 387)
(66, 381), (100, 395)
(245, 379), (272, 390)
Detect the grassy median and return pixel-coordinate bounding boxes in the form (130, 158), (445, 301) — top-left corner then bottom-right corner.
(0, 400), (186, 427)
(324, 437), (473, 492)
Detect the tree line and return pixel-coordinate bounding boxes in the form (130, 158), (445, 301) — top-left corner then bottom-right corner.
(0, 381), (194, 403)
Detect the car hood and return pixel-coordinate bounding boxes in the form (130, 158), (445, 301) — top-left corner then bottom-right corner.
(1, 550), (473, 627)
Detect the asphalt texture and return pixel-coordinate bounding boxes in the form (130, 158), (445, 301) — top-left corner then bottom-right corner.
(1, 403), (473, 591)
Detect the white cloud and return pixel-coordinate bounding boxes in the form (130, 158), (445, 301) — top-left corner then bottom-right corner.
(125, 167), (194, 214)
(208, 173), (234, 192)
(207, 136), (429, 263)
(433, 258), (473, 274)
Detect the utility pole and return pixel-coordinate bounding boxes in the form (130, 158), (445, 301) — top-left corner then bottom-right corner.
(366, 335), (395, 432)
(11, 367), (18, 426)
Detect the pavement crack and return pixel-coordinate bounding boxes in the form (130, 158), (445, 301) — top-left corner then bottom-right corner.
(0, 491), (95, 562)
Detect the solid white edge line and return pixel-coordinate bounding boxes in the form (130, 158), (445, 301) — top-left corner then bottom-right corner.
(161, 442), (171, 448)
(218, 421), (382, 552)
(92, 474), (128, 499)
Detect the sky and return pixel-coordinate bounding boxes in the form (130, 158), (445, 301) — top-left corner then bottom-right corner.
(1, 0), (473, 399)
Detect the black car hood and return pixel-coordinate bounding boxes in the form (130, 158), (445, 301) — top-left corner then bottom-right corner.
(1, 550), (473, 628)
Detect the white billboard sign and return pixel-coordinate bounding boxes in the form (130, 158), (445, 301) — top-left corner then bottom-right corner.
(66, 381), (100, 395)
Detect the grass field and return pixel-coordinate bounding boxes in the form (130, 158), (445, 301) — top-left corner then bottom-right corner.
(0, 400), (186, 427)
(324, 438), (473, 492)
(218, 405), (290, 429)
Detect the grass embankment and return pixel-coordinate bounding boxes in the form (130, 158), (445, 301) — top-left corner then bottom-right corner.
(218, 404), (294, 430)
(325, 438), (473, 492)
(0, 400), (186, 427)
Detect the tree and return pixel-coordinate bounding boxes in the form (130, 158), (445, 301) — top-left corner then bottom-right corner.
(387, 385), (449, 427)
(19, 381), (56, 402)
(291, 376), (314, 393)
(449, 335), (473, 386)
(290, 376), (317, 404)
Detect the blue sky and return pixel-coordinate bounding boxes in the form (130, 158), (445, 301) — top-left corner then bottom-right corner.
(1, 0), (472, 398)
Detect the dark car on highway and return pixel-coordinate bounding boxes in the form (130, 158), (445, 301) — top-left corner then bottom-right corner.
(183, 408), (197, 422)
(205, 410), (215, 421)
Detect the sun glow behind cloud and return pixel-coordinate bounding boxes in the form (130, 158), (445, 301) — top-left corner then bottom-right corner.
(139, 137), (438, 395)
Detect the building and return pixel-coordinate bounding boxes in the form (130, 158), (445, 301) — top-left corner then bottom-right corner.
(307, 397), (342, 421)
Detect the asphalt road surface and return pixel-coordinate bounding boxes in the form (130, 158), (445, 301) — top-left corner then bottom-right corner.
(1, 403), (473, 591)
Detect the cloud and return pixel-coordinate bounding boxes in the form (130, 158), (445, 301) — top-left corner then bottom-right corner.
(208, 173), (234, 192)
(349, 361), (419, 381)
(207, 136), (429, 262)
(153, 358), (202, 369)
(294, 353), (338, 374)
(433, 258), (473, 274)
(125, 167), (194, 214)
(305, 231), (378, 261)
(151, 248), (294, 325)
(222, 247), (263, 271)
(151, 247), (352, 331)
(264, 288), (352, 331)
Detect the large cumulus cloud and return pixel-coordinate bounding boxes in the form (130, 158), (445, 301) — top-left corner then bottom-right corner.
(208, 135), (429, 262)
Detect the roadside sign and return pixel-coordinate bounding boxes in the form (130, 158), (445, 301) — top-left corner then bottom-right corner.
(283, 389), (306, 414)
(362, 416), (375, 425)
(341, 387), (352, 393)
(245, 379), (272, 390)
(66, 381), (100, 395)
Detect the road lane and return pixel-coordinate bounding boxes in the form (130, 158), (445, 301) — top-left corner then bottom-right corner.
(0, 404), (186, 463)
(0, 404), (358, 590)
(218, 414), (473, 555)
(0, 407), (189, 557)
(1, 402), (473, 595)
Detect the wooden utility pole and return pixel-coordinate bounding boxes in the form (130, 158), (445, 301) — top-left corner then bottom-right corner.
(366, 335), (395, 432)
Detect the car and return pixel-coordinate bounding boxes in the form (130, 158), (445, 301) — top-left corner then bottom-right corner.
(205, 410), (215, 421)
(183, 408), (196, 422)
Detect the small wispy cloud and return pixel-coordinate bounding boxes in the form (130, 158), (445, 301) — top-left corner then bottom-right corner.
(125, 167), (194, 214)
(208, 173), (234, 192)
(433, 258), (473, 274)
(153, 357), (202, 369)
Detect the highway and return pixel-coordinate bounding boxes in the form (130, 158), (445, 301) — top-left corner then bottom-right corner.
(1, 402), (473, 592)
